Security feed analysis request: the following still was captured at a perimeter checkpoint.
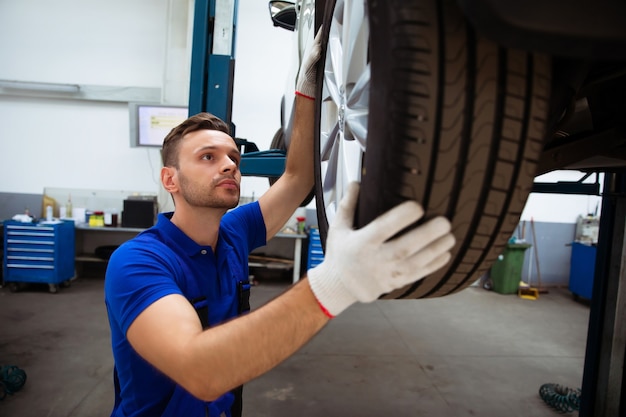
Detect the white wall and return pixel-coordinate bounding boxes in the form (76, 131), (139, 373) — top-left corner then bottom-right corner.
(0, 0), (167, 87)
(0, 0), (291, 208)
(521, 170), (603, 224)
(0, 0), (168, 198)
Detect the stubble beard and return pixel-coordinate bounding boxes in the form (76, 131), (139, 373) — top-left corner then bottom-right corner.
(179, 173), (240, 210)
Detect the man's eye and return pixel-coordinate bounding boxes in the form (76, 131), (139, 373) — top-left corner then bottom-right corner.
(202, 154), (214, 161)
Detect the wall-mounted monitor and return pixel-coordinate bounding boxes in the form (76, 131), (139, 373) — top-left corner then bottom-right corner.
(129, 103), (188, 148)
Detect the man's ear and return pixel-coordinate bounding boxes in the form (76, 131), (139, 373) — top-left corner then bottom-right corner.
(161, 166), (178, 193)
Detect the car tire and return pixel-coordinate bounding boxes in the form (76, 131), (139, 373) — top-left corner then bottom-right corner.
(314, 0), (552, 299)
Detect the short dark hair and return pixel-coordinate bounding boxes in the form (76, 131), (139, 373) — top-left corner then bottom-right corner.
(161, 112), (231, 168)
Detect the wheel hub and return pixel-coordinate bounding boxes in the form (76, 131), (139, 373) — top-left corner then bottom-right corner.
(338, 85), (346, 135)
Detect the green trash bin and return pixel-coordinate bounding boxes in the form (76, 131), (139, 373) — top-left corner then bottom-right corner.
(490, 243), (531, 294)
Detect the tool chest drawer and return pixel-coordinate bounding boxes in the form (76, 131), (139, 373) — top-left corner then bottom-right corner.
(307, 228), (325, 270)
(3, 220), (75, 292)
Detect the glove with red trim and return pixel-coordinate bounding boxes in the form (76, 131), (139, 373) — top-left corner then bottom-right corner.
(307, 182), (456, 317)
(296, 28), (323, 100)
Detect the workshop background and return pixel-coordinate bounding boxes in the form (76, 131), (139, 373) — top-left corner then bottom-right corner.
(0, 0), (605, 416)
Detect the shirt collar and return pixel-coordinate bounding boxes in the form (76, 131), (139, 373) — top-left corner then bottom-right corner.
(155, 212), (218, 257)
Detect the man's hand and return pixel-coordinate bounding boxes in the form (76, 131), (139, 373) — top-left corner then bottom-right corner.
(296, 28), (323, 100)
(307, 182), (456, 317)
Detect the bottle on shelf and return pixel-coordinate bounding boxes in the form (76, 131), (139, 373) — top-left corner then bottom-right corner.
(104, 208), (119, 227)
(66, 194), (73, 218)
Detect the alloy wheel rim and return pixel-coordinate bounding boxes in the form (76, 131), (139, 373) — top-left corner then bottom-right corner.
(318, 0), (370, 226)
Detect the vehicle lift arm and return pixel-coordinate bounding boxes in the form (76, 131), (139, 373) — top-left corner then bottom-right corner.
(188, 0), (285, 178)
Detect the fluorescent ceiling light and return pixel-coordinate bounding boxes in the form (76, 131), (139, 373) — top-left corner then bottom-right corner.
(0, 80), (80, 93)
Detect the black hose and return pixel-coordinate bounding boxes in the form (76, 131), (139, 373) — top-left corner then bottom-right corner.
(539, 383), (581, 413)
(0, 365), (27, 400)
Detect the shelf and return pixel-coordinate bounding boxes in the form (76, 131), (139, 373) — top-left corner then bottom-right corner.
(75, 253), (108, 263)
(74, 224), (146, 233)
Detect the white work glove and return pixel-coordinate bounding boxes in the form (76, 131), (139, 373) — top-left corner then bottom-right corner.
(308, 182), (456, 317)
(295, 27), (323, 100)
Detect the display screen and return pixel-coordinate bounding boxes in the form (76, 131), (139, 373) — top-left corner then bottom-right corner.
(129, 103), (188, 147)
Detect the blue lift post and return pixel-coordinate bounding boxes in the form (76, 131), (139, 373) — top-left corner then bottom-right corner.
(188, 0), (286, 177)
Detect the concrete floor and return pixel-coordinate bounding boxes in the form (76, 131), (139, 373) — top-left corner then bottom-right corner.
(0, 272), (589, 417)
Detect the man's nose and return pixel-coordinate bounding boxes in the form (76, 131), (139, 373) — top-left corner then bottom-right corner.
(221, 156), (237, 172)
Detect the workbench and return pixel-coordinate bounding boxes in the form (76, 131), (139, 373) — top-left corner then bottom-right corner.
(74, 224), (143, 276)
(261, 232), (307, 284)
(74, 224), (308, 283)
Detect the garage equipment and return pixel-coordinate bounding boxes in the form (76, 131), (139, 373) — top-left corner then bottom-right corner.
(306, 227), (324, 270)
(2, 220), (75, 293)
(569, 242), (597, 300)
(0, 365), (27, 400)
(189, 0), (287, 178)
(518, 283), (539, 300)
(539, 383), (581, 413)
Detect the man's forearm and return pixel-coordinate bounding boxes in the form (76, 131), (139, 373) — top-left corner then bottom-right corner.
(257, 94), (316, 238)
(186, 278), (329, 400)
(283, 95), (315, 190)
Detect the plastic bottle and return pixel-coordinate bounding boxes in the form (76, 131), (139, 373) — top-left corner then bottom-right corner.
(104, 210), (112, 227)
(104, 209), (119, 227)
(46, 205), (53, 222)
(66, 194), (73, 218)
(90, 211), (105, 227)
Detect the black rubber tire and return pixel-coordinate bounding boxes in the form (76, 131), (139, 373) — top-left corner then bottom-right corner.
(315, 0), (551, 299)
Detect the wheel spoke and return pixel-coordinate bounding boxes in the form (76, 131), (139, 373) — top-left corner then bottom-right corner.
(320, 121), (340, 161)
(345, 109), (368, 150)
(345, 64), (370, 150)
(327, 21), (344, 101)
(324, 39), (343, 105)
(318, 0), (371, 229)
(342, 0), (367, 89)
(321, 139), (339, 224)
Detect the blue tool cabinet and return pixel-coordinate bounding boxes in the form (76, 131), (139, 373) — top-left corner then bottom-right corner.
(307, 228), (325, 270)
(3, 220), (75, 293)
(569, 241), (597, 300)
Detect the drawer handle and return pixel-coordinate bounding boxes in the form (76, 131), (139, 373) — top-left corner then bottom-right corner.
(6, 248), (54, 254)
(7, 255), (55, 262)
(7, 225), (54, 232)
(7, 232), (55, 237)
(6, 239), (54, 245)
(6, 263), (55, 269)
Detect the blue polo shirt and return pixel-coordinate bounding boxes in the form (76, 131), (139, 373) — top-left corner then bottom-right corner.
(105, 202), (266, 417)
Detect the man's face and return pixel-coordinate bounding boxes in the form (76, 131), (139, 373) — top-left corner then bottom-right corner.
(174, 129), (242, 210)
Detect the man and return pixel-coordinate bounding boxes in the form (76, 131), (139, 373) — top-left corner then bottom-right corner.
(104, 33), (455, 417)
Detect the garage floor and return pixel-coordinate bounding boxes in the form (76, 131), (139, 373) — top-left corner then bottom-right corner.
(0, 271), (589, 417)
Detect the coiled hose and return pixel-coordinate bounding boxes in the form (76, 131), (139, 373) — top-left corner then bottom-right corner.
(0, 365), (27, 400)
(539, 383), (581, 413)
